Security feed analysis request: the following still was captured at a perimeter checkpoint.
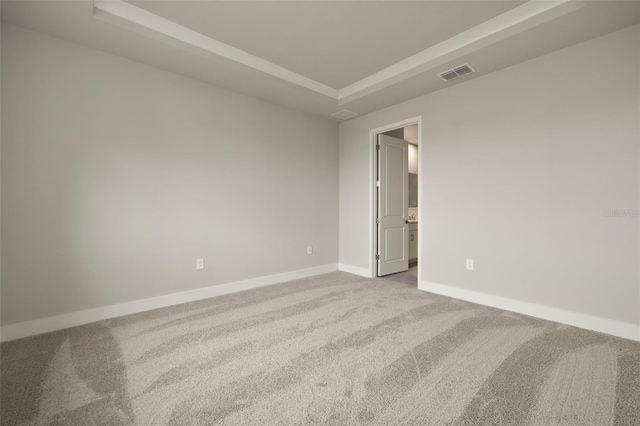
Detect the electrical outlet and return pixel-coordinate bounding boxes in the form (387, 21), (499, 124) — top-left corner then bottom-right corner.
(196, 258), (205, 270)
(307, 246), (313, 255)
(466, 259), (474, 271)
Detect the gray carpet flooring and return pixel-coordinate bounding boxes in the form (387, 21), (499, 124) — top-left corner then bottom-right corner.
(1, 271), (639, 425)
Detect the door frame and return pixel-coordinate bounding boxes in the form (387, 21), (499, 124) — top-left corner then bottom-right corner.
(369, 116), (422, 281)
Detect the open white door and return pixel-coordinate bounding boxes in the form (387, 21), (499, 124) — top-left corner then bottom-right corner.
(377, 134), (409, 276)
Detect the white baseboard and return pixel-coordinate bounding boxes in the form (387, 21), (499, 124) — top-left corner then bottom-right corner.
(419, 280), (640, 342)
(0, 263), (339, 342)
(338, 263), (372, 278)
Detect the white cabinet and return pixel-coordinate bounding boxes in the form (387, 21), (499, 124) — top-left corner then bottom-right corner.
(408, 222), (418, 262)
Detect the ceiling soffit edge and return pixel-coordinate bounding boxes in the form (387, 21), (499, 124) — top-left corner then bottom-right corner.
(92, 0), (585, 107)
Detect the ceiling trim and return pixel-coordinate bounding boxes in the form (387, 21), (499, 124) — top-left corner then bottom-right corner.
(338, 0), (585, 104)
(93, 0), (585, 106)
(93, 0), (340, 99)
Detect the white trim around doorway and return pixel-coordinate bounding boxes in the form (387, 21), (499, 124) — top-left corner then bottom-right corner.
(368, 116), (422, 282)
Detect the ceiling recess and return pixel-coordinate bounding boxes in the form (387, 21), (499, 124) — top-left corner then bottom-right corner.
(331, 109), (359, 120)
(437, 63), (475, 81)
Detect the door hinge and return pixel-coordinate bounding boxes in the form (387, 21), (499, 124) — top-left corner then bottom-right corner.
(376, 144), (380, 151)
(376, 254), (380, 261)
(376, 217), (380, 224)
(376, 181), (380, 187)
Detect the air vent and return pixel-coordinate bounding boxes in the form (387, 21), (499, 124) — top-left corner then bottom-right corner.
(437, 63), (475, 82)
(331, 109), (359, 120)
(439, 70), (458, 81)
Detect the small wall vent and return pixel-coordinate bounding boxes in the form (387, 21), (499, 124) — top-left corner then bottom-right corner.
(331, 109), (359, 120)
(437, 63), (475, 82)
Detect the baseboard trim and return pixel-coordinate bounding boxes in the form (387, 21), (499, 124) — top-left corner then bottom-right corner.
(338, 263), (372, 278)
(419, 280), (640, 342)
(0, 263), (339, 342)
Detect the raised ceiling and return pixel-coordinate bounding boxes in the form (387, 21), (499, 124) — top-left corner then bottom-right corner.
(2, 1), (640, 120)
(127, 1), (526, 89)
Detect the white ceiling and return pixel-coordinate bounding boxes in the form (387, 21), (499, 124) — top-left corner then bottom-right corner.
(127, 1), (525, 89)
(2, 1), (639, 120)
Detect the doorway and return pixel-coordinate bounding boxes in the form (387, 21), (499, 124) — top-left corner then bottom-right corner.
(370, 117), (421, 285)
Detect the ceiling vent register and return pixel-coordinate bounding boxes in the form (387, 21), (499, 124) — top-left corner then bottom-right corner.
(437, 64), (475, 81)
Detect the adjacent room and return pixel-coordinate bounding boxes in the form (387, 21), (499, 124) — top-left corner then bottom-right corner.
(1, 1), (639, 425)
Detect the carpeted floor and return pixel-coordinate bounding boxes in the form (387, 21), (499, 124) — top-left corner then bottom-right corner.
(1, 271), (639, 425)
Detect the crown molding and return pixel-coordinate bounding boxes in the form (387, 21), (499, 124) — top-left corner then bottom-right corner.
(93, 0), (340, 99)
(338, 0), (585, 104)
(93, 0), (585, 107)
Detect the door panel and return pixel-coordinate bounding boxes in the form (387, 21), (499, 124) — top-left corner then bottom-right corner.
(384, 227), (405, 261)
(377, 134), (409, 276)
(384, 144), (405, 217)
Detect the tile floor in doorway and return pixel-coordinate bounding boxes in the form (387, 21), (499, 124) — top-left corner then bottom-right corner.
(379, 263), (417, 286)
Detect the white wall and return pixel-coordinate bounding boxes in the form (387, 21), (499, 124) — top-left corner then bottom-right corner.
(408, 143), (418, 174)
(1, 25), (339, 326)
(339, 25), (640, 329)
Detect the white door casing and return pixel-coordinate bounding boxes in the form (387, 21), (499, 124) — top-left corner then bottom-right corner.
(377, 134), (409, 276)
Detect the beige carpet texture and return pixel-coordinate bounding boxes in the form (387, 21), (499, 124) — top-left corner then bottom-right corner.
(1, 271), (639, 425)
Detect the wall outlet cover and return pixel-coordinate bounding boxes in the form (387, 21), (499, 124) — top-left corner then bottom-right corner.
(196, 258), (205, 270)
(466, 259), (474, 271)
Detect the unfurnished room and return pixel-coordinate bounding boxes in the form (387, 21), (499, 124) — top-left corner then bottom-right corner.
(0, 1), (639, 425)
